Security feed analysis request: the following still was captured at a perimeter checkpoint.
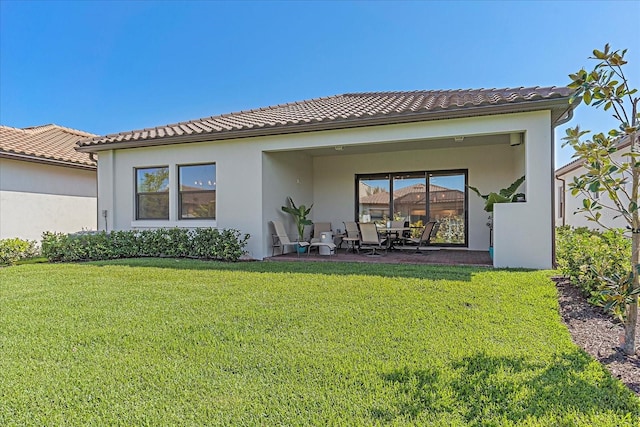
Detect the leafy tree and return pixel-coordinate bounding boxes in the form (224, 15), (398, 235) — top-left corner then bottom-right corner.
(563, 44), (639, 355)
(140, 168), (169, 193)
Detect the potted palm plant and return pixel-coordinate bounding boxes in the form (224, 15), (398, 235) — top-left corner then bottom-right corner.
(281, 197), (313, 252)
(468, 175), (525, 259)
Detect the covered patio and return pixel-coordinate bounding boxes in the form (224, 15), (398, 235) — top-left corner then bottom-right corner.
(266, 247), (492, 266)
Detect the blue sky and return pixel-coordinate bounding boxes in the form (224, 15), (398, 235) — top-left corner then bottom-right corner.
(1, 0), (638, 167)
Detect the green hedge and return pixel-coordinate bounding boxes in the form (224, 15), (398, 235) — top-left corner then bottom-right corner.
(556, 226), (631, 295)
(41, 228), (250, 262)
(556, 226), (636, 319)
(0, 238), (38, 266)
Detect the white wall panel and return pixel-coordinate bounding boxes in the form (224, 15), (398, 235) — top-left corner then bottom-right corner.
(0, 191), (96, 241)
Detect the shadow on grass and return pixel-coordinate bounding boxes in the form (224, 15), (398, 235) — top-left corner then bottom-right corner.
(84, 257), (492, 281)
(375, 351), (640, 423)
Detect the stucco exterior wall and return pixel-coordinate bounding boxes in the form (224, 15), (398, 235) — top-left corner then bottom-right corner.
(95, 109), (554, 267)
(0, 158), (97, 241)
(493, 113), (553, 268)
(555, 147), (630, 231)
(96, 139), (265, 258)
(262, 151), (313, 254)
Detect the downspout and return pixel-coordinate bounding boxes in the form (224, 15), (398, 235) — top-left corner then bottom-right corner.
(551, 108), (575, 268)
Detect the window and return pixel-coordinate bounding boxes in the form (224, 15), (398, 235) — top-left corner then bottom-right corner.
(357, 174), (390, 223)
(428, 173), (466, 245)
(357, 170), (467, 245)
(136, 167), (169, 220)
(558, 185), (564, 219)
(179, 163), (216, 219)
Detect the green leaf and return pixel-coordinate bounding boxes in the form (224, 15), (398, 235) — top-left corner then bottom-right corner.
(467, 185), (487, 200)
(484, 192), (511, 212)
(499, 175), (525, 198)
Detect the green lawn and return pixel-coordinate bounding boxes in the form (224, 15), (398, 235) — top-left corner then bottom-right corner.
(1, 259), (638, 425)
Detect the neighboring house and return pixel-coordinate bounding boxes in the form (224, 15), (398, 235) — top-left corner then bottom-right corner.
(555, 135), (634, 231)
(0, 124), (97, 241)
(76, 88), (575, 268)
(359, 183), (464, 224)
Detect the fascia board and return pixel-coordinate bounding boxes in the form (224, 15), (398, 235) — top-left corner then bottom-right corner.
(0, 151), (97, 171)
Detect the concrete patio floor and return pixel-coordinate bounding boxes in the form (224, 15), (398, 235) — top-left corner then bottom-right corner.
(265, 248), (493, 267)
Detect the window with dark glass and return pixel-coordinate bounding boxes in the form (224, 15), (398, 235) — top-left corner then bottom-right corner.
(356, 170), (467, 245)
(179, 164), (216, 220)
(136, 167), (169, 220)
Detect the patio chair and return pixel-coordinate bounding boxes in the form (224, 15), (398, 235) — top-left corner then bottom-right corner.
(270, 220), (310, 257)
(310, 222), (332, 243)
(401, 221), (439, 253)
(389, 220), (406, 246)
(342, 221), (360, 253)
(307, 238), (337, 256)
(358, 222), (387, 256)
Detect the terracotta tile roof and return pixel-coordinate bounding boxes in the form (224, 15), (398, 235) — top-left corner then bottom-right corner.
(360, 183), (462, 204)
(1, 124), (96, 168)
(77, 87), (574, 151)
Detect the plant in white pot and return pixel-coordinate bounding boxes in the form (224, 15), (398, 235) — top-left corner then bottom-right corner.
(281, 197), (313, 252)
(468, 176), (525, 258)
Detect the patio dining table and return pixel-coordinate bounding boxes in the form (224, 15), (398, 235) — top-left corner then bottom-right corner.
(377, 226), (413, 250)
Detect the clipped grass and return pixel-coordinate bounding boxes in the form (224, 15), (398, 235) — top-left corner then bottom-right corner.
(0, 259), (638, 425)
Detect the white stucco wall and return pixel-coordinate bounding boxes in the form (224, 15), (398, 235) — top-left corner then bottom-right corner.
(95, 109), (555, 267)
(493, 113), (553, 269)
(556, 147), (630, 231)
(96, 139), (265, 258)
(0, 158), (97, 241)
(262, 151), (313, 254)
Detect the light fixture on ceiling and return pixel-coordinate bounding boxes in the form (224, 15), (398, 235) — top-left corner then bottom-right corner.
(454, 136), (464, 143)
(334, 146), (344, 151)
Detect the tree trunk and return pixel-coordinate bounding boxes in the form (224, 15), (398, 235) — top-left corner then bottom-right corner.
(623, 224), (639, 355)
(622, 133), (639, 356)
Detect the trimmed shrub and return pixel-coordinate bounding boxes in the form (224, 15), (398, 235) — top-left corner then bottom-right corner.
(556, 226), (630, 295)
(41, 228), (250, 262)
(0, 238), (38, 266)
(556, 226), (634, 318)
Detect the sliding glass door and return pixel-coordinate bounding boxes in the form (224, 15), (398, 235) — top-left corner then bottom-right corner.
(357, 174), (390, 224)
(393, 173), (427, 225)
(428, 173), (466, 245)
(356, 170), (467, 246)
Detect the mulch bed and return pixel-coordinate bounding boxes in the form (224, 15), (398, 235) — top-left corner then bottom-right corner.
(553, 277), (640, 395)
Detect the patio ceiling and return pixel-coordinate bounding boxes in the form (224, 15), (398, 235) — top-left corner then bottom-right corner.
(292, 133), (512, 157)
